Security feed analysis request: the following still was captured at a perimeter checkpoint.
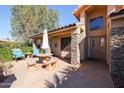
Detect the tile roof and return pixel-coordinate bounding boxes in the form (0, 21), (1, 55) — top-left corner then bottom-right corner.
(28, 23), (76, 38)
(49, 23), (76, 32)
(109, 9), (124, 17)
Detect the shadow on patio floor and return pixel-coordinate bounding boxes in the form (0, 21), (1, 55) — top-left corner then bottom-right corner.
(0, 74), (16, 88)
(44, 59), (114, 88)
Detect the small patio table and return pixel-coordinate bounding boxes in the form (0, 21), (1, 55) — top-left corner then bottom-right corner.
(25, 52), (32, 58)
(37, 53), (53, 62)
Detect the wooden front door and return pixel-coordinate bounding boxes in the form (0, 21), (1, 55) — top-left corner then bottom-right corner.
(90, 37), (106, 60)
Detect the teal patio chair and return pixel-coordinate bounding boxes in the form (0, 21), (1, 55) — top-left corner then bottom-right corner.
(11, 48), (24, 60)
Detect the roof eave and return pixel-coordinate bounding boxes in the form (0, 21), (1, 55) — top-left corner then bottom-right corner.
(28, 23), (77, 39)
(72, 5), (84, 21)
(28, 33), (42, 39)
(72, 5), (92, 21)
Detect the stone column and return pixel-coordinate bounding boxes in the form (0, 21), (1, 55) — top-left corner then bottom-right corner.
(71, 27), (80, 66)
(110, 14), (124, 87)
(110, 27), (124, 87)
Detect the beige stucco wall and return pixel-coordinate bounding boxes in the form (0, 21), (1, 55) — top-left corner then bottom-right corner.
(106, 18), (111, 67)
(79, 11), (87, 60)
(50, 36), (71, 58)
(50, 37), (61, 56)
(79, 30), (85, 60)
(79, 6), (107, 60)
(79, 6), (108, 61)
(33, 36), (71, 59)
(48, 28), (74, 58)
(88, 6), (107, 60)
(87, 6), (107, 36)
(50, 27), (84, 60)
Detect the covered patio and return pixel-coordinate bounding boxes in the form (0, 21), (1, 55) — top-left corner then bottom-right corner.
(29, 23), (85, 66)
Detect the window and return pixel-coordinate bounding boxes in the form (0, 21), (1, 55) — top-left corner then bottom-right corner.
(90, 16), (103, 31)
(61, 37), (71, 50)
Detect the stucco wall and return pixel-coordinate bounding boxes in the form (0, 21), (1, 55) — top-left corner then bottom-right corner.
(51, 37), (61, 56)
(79, 6), (107, 60)
(86, 6), (107, 60)
(87, 6), (107, 36)
(50, 36), (71, 58)
(50, 28), (85, 60)
(79, 30), (86, 60)
(79, 11), (87, 60)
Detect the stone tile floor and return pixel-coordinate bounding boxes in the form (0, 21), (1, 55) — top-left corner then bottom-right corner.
(0, 57), (114, 88)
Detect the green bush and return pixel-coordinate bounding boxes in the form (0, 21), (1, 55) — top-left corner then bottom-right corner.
(0, 41), (32, 62)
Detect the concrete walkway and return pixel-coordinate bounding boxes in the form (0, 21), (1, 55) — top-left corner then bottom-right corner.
(0, 58), (114, 88)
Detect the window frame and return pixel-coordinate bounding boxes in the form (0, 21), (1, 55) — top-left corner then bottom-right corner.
(89, 16), (104, 31)
(61, 37), (71, 50)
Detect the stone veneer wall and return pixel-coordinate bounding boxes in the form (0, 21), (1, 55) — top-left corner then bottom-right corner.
(110, 26), (124, 87)
(71, 28), (80, 65)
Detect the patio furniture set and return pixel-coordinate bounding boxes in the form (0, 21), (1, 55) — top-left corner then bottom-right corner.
(11, 29), (58, 71)
(11, 48), (58, 71)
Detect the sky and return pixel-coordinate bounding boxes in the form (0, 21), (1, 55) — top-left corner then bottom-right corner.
(0, 5), (78, 39)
